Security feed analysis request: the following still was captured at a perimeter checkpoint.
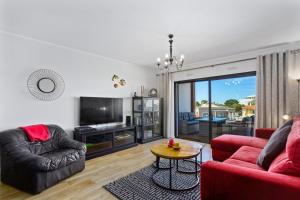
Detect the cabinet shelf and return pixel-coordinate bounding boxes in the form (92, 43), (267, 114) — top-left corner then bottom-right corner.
(74, 125), (137, 159)
(133, 97), (163, 144)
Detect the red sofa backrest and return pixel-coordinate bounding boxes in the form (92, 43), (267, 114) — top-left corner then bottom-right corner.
(268, 118), (300, 176)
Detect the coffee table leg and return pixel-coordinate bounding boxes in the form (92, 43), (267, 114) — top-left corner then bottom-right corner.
(156, 156), (160, 169)
(195, 156), (198, 178)
(200, 149), (203, 164)
(169, 159), (172, 189)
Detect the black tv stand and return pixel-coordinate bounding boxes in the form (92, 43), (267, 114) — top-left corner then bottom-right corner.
(74, 124), (137, 160)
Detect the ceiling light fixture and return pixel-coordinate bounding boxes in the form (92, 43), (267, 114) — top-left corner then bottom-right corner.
(156, 34), (184, 71)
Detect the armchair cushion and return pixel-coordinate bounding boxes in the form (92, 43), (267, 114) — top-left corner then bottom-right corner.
(41, 149), (81, 170)
(186, 120), (198, 125)
(183, 113), (189, 120)
(6, 145), (53, 171)
(188, 112), (195, 120)
(55, 126), (86, 156)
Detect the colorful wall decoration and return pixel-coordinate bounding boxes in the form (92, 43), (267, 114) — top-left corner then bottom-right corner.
(112, 74), (126, 88)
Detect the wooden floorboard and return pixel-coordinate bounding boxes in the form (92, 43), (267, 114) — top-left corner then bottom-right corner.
(0, 139), (211, 200)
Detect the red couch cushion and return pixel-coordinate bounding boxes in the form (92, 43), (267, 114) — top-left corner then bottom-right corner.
(21, 124), (50, 142)
(224, 146), (265, 171)
(230, 146), (263, 164)
(255, 128), (276, 139)
(286, 119), (300, 165)
(211, 134), (268, 161)
(212, 149), (233, 162)
(201, 160), (300, 200)
(268, 119), (300, 177)
(225, 159), (265, 171)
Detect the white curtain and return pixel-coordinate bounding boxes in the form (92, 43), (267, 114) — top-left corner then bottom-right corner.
(290, 50), (300, 113)
(256, 51), (300, 128)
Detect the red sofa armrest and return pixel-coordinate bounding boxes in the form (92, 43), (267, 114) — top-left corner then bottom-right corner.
(201, 161), (300, 200)
(255, 128), (276, 139)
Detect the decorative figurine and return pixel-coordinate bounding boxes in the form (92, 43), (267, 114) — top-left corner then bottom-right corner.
(149, 88), (158, 97)
(120, 79), (126, 86)
(112, 74), (119, 81)
(168, 138), (174, 147)
(112, 74), (126, 88)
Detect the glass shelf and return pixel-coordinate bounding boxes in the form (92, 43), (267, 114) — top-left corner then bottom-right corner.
(133, 97), (162, 143)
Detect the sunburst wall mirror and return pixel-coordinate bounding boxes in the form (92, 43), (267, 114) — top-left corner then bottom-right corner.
(27, 69), (65, 101)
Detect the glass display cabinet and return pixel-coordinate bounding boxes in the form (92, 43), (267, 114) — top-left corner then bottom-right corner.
(133, 97), (163, 143)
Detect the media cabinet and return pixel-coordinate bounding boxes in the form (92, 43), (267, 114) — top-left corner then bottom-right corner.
(74, 124), (137, 160)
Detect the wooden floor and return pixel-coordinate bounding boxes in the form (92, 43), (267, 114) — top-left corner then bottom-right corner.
(0, 139), (212, 200)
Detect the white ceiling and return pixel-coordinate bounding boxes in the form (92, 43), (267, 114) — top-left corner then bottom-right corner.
(1, 0), (300, 67)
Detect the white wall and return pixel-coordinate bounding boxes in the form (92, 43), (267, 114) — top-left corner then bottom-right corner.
(178, 83), (191, 112)
(0, 32), (156, 132)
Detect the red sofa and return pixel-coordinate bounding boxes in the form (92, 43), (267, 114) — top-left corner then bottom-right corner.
(201, 128), (300, 200)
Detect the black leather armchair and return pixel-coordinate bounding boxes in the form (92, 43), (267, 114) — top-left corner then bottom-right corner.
(0, 125), (86, 194)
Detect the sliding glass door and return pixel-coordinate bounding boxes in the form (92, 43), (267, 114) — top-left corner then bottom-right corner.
(177, 81), (210, 143)
(175, 73), (256, 143)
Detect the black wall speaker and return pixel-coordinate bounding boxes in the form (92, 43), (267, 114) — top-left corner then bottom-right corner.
(126, 116), (131, 125)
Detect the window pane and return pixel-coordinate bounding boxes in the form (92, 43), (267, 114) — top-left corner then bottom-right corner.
(178, 81), (210, 143)
(211, 76), (256, 138)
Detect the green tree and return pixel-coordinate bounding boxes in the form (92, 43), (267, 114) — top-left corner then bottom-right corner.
(195, 101), (201, 108)
(201, 100), (208, 104)
(232, 103), (243, 115)
(224, 99), (239, 107)
(248, 99), (256, 105)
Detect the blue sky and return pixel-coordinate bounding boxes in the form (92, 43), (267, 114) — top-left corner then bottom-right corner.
(195, 76), (256, 104)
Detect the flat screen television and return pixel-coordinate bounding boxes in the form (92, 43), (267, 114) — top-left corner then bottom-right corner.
(80, 97), (123, 126)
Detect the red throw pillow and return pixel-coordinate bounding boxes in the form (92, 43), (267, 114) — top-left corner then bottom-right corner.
(268, 150), (300, 177)
(268, 118), (300, 176)
(21, 124), (50, 142)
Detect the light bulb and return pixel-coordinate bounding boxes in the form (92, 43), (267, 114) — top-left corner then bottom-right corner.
(282, 114), (290, 121)
(157, 57), (161, 63)
(180, 54), (184, 59)
(165, 54), (169, 59)
(164, 61), (168, 66)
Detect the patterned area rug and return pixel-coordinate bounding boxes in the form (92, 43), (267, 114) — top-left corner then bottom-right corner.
(104, 159), (200, 200)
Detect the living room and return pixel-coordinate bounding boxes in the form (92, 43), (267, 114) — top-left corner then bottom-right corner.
(1, 0), (300, 199)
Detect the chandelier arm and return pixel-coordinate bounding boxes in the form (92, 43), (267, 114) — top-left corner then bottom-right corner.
(180, 58), (184, 66)
(173, 56), (178, 63)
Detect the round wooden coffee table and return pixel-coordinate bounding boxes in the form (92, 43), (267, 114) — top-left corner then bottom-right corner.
(150, 141), (203, 191)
